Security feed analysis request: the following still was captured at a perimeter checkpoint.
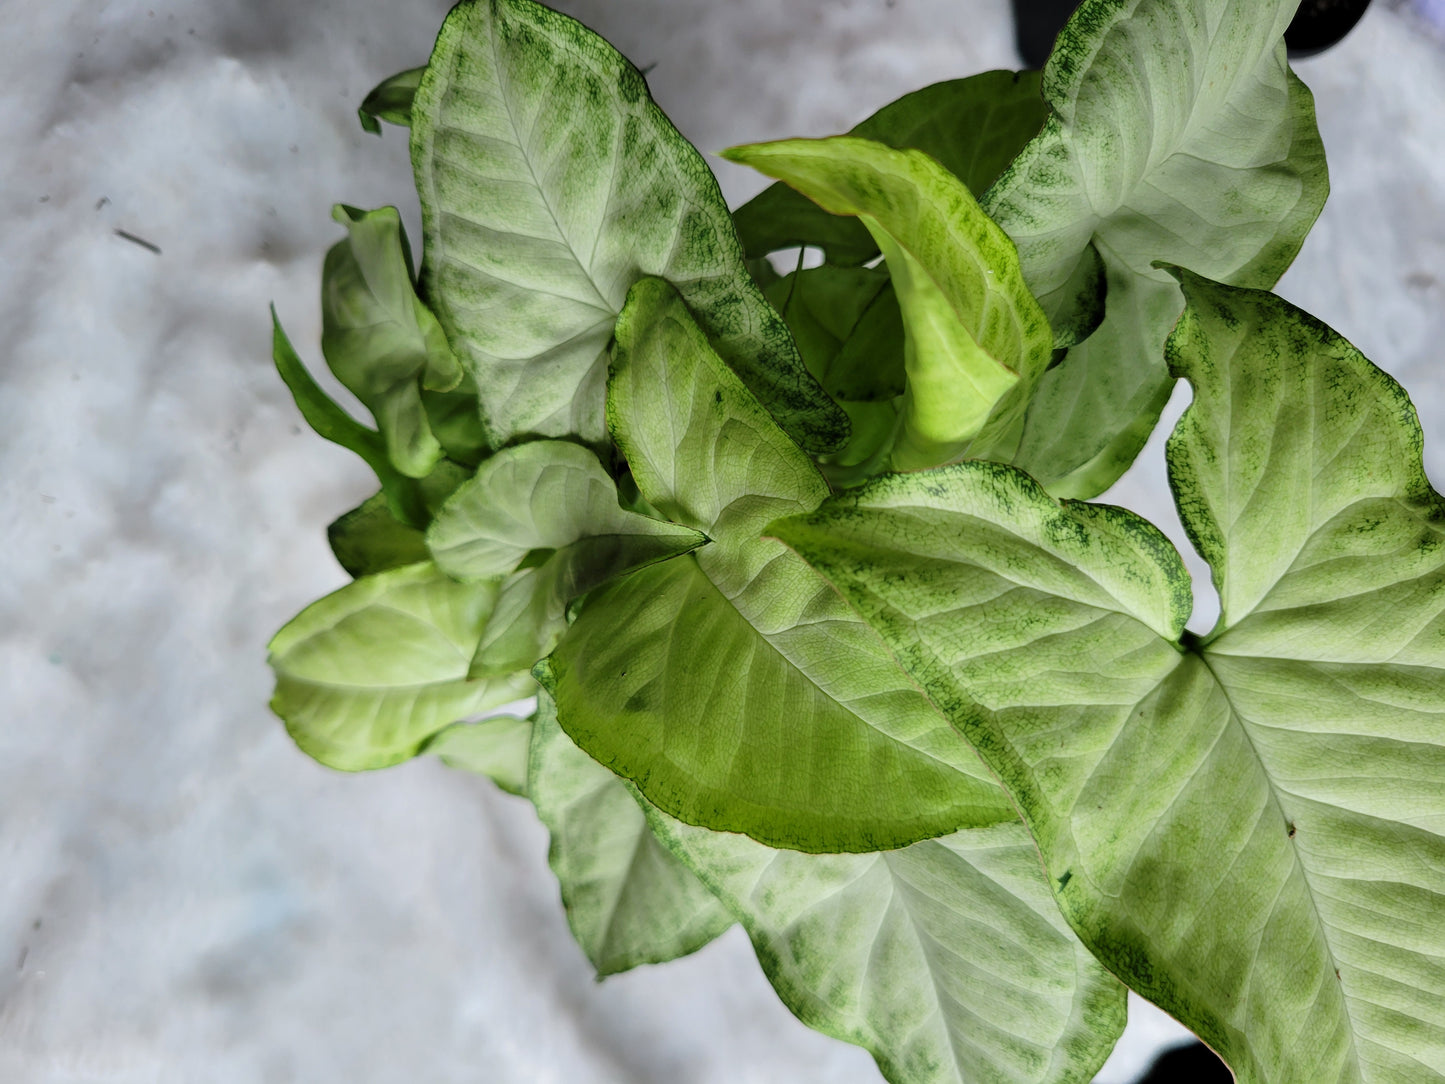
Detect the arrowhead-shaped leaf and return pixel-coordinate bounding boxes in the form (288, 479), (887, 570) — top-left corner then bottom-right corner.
(427, 440), (705, 580)
(540, 277), (1014, 853)
(733, 70), (1047, 266)
(529, 693), (733, 977)
(727, 137), (1053, 474)
(772, 279), (1445, 1082)
(649, 809), (1126, 1084)
(984, 0), (1328, 495)
(409, 0), (846, 453)
(269, 562), (535, 771)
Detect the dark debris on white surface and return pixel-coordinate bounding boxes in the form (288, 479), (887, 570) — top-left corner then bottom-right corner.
(2, 1), (1441, 1081)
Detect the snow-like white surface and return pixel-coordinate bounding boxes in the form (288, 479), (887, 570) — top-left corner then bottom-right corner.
(2, 1), (1440, 1081)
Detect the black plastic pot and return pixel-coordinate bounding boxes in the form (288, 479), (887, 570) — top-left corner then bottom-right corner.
(1010, 0), (1374, 69)
(1134, 1040), (1232, 1083)
(1285, 0), (1375, 57)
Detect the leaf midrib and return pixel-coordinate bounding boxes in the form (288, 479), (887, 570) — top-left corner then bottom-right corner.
(885, 845), (1066, 1079)
(1192, 642), (1363, 1079)
(487, 14), (615, 314)
(691, 547), (1004, 792)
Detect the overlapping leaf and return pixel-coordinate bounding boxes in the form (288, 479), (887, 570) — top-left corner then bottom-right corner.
(773, 277), (1445, 1083)
(649, 808), (1126, 1084)
(269, 562), (534, 771)
(409, 0), (845, 452)
(427, 439), (706, 676)
(327, 491), (429, 579)
(539, 277), (1014, 853)
(424, 711), (533, 796)
(729, 137), (1053, 474)
(733, 70), (1047, 265)
(983, 0), (1328, 495)
(763, 265), (904, 484)
(273, 303), (478, 533)
(529, 694), (734, 976)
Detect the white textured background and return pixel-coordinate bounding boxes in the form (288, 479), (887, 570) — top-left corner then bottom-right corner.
(2, 1), (1441, 1081)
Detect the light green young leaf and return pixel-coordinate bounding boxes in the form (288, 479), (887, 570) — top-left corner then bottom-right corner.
(733, 70), (1047, 266)
(540, 278), (1014, 853)
(269, 562), (534, 771)
(530, 693), (733, 977)
(327, 491), (430, 579)
(427, 440), (704, 581)
(727, 137), (1053, 472)
(358, 65), (425, 134)
(409, 0), (846, 453)
(427, 440), (706, 677)
(984, 0), (1328, 495)
(423, 711), (533, 796)
(649, 809), (1125, 1084)
(322, 203), (462, 479)
(466, 565), (561, 678)
(772, 279), (1445, 1083)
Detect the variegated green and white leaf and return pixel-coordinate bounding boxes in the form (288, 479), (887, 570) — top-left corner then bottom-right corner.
(650, 809), (1126, 1084)
(772, 278), (1445, 1083)
(529, 693), (733, 977)
(410, 0), (845, 452)
(984, 0), (1328, 495)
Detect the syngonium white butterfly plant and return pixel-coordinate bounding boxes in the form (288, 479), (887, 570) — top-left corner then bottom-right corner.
(267, 1), (1445, 1080)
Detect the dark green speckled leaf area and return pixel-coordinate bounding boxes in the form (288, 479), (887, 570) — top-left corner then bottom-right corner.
(408, 0), (846, 454)
(772, 276), (1445, 1084)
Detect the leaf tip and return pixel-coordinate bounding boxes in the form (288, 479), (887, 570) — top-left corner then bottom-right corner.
(531, 655), (559, 694)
